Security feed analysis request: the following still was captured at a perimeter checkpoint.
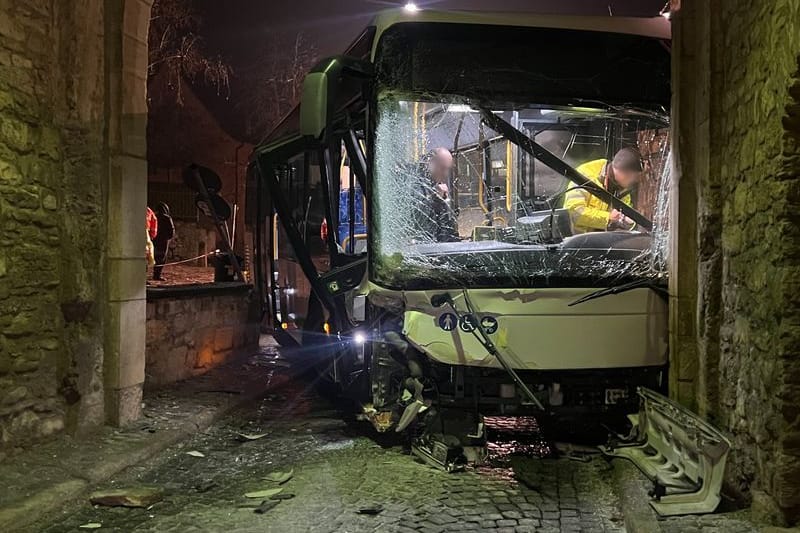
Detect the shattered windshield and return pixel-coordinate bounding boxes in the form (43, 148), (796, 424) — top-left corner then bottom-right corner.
(371, 97), (671, 290)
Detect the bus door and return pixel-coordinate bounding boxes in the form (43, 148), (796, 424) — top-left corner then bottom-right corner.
(259, 142), (330, 341)
(255, 132), (369, 348)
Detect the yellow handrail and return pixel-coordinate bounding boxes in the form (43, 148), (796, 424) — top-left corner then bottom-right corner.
(505, 141), (513, 212)
(341, 233), (368, 251)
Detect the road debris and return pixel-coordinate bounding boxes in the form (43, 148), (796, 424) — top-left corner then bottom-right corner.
(89, 487), (163, 508)
(254, 500), (281, 514)
(244, 488), (283, 499)
(236, 432), (268, 441)
(185, 450), (205, 457)
(411, 433), (466, 472)
(356, 503), (384, 515)
(236, 502), (262, 508)
(270, 492), (295, 500)
(601, 387), (732, 516)
(358, 403), (394, 432)
(262, 468), (293, 484)
(78, 524), (102, 529)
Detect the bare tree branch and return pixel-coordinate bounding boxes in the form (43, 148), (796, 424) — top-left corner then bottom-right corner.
(234, 32), (318, 140)
(148, 0), (231, 107)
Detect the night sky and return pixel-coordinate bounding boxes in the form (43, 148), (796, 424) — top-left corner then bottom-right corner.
(190, 0), (668, 141)
(198, 0), (666, 62)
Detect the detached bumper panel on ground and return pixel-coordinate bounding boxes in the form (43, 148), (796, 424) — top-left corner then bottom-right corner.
(601, 387), (731, 517)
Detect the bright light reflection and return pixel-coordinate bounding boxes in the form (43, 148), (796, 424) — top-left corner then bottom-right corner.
(404, 2), (419, 12)
(446, 104), (476, 113)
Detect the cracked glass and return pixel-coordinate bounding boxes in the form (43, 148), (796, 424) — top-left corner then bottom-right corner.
(372, 98), (670, 289)
(370, 23), (671, 290)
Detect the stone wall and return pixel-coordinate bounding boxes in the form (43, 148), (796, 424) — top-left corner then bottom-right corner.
(673, 0), (800, 524)
(0, 0), (152, 452)
(0, 0), (109, 449)
(145, 285), (260, 387)
(169, 221), (216, 265)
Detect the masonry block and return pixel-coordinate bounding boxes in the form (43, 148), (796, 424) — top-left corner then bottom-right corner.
(144, 289), (258, 389)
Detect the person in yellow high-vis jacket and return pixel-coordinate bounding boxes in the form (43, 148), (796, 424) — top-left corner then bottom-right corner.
(563, 147), (644, 234)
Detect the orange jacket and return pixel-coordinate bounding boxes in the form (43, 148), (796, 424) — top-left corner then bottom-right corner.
(146, 207), (158, 240)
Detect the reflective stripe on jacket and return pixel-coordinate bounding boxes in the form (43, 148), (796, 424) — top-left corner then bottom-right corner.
(563, 159), (632, 233)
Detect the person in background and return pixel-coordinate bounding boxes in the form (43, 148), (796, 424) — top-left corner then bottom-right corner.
(146, 206), (158, 241)
(146, 206), (158, 268)
(563, 147), (644, 234)
(152, 202), (175, 281)
(423, 147), (460, 243)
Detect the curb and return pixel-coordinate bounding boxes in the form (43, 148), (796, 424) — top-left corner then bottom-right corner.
(0, 379), (270, 533)
(611, 458), (663, 533)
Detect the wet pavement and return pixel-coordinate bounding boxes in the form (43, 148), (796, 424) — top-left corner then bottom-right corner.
(26, 339), (760, 533)
(27, 340), (630, 533)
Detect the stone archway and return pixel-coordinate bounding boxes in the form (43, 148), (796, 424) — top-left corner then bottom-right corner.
(102, 0), (152, 425)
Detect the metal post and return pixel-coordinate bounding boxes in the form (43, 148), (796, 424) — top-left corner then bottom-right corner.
(191, 167), (245, 282)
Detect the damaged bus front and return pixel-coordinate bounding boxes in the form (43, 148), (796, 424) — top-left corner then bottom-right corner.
(252, 10), (672, 451)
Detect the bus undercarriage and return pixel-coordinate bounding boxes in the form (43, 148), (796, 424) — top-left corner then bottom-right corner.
(339, 281), (668, 448)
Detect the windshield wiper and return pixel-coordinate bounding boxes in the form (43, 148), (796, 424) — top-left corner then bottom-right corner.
(476, 106), (653, 232)
(568, 279), (668, 307)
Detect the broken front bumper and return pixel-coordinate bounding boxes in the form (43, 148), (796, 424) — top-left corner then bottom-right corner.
(601, 387), (731, 516)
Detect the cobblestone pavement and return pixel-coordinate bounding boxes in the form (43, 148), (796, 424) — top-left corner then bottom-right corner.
(30, 362), (629, 533)
(27, 346), (762, 533)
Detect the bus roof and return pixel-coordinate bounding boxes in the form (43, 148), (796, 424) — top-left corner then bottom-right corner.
(368, 9), (670, 56)
(258, 9), (670, 147)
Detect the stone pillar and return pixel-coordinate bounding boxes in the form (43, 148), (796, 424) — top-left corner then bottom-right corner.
(669, 0), (703, 411)
(673, 0), (800, 524)
(102, 0), (151, 426)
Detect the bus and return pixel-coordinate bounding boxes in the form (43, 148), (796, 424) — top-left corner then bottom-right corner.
(250, 9), (672, 458)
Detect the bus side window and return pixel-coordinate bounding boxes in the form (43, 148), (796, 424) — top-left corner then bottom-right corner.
(338, 139), (368, 255)
(273, 151), (330, 271)
(300, 151), (331, 271)
(274, 160), (298, 262)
